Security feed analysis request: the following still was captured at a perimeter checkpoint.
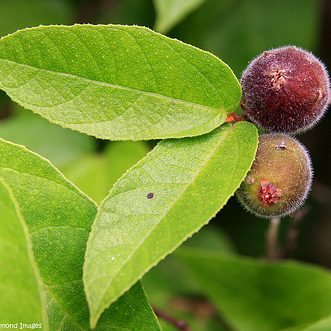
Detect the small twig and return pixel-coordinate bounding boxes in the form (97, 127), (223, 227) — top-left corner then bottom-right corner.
(153, 306), (191, 331)
(225, 112), (247, 123)
(265, 217), (281, 260)
(278, 207), (309, 259)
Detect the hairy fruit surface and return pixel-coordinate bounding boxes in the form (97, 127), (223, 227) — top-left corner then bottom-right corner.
(241, 46), (330, 133)
(236, 134), (312, 218)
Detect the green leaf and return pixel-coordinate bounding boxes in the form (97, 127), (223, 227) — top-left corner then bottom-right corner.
(94, 282), (161, 331)
(61, 141), (149, 203)
(84, 121), (258, 327)
(0, 139), (160, 330)
(281, 316), (331, 331)
(177, 249), (331, 331)
(300, 319), (331, 331)
(0, 0), (72, 37)
(154, 0), (206, 34)
(0, 108), (95, 167)
(0, 24), (241, 140)
(0, 180), (44, 324)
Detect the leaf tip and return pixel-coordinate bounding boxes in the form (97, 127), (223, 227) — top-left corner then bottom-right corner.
(90, 319), (97, 330)
(89, 309), (101, 330)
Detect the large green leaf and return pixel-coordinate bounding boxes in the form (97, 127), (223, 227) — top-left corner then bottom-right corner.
(154, 0), (206, 34)
(0, 24), (241, 140)
(0, 109), (95, 167)
(178, 249), (331, 331)
(0, 139), (160, 330)
(84, 121), (258, 327)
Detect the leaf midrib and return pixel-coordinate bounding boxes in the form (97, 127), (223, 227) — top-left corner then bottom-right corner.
(91, 125), (235, 316)
(0, 58), (223, 113)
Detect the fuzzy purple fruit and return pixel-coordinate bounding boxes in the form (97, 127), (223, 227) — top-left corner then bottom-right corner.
(236, 134), (312, 218)
(241, 46), (330, 133)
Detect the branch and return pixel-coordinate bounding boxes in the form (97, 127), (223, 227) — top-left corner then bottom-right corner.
(153, 306), (192, 331)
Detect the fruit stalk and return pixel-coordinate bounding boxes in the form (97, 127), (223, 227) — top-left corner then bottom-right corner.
(266, 217), (281, 260)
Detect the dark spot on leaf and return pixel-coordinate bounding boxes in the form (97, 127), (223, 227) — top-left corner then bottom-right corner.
(147, 192), (154, 199)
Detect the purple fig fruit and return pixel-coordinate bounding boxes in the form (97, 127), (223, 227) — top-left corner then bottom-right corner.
(241, 46), (330, 133)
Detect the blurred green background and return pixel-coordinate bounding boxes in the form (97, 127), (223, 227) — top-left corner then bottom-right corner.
(0, 1), (330, 330)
